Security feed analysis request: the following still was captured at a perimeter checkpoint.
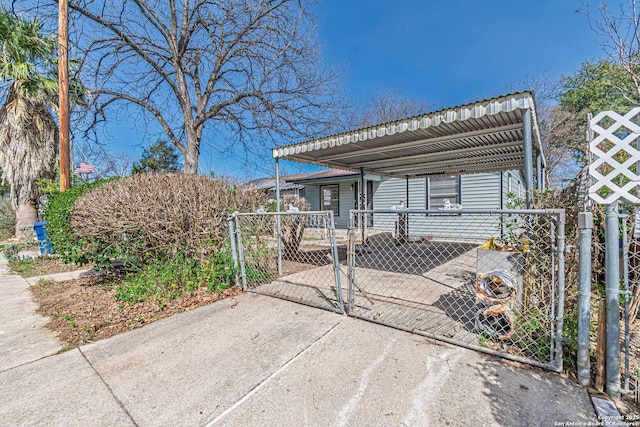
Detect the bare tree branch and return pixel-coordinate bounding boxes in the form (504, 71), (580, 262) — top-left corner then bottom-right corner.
(580, 0), (640, 100)
(507, 71), (583, 188)
(346, 89), (431, 129)
(60, 0), (346, 173)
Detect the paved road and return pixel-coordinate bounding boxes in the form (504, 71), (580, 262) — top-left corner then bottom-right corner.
(0, 263), (597, 426)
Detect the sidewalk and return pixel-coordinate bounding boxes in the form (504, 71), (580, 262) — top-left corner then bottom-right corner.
(0, 265), (597, 426)
(0, 255), (63, 372)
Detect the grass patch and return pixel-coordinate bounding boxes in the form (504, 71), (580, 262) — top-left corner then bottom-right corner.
(9, 257), (40, 276)
(9, 256), (81, 278)
(56, 346), (70, 354)
(116, 252), (236, 306)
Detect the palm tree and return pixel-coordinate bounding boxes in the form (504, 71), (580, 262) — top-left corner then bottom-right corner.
(0, 9), (59, 237)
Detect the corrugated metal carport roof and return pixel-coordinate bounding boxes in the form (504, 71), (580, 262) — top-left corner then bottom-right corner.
(272, 91), (544, 179)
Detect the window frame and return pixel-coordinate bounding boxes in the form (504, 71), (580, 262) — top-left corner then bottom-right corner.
(320, 184), (340, 216)
(427, 176), (461, 210)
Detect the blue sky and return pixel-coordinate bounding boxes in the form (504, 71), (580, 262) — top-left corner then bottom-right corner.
(95, 0), (606, 180)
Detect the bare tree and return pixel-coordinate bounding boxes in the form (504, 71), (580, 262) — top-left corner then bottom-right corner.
(73, 139), (133, 178)
(507, 72), (584, 187)
(507, 71), (560, 106)
(95, 152), (134, 178)
(348, 89), (430, 128)
(580, 0), (640, 103)
(538, 106), (585, 187)
(62, 0), (345, 174)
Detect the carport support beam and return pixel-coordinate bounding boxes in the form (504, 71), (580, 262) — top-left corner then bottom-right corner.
(360, 168), (366, 244)
(523, 108), (534, 208)
(405, 176), (409, 207)
(359, 168), (365, 210)
(275, 157), (282, 275)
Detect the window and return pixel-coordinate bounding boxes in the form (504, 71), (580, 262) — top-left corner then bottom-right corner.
(321, 185), (340, 215)
(428, 176), (460, 209)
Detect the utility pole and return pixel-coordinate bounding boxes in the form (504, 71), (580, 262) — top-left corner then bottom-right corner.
(58, 0), (70, 192)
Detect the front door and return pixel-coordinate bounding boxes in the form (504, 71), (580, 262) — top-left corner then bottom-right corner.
(353, 181), (373, 226)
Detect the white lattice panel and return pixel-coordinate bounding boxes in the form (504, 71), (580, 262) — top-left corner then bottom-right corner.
(589, 108), (640, 205)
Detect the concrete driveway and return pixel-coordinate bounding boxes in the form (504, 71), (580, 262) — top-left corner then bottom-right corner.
(1, 286), (596, 426)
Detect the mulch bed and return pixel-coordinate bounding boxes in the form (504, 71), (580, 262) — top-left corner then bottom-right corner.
(30, 274), (243, 348)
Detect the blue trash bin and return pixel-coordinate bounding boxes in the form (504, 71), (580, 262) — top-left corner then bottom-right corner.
(33, 221), (52, 254)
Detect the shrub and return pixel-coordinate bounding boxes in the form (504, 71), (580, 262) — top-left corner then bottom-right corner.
(279, 195), (311, 257)
(69, 174), (266, 269)
(115, 250), (236, 305)
(42, 178), (115, 265)
(3, 243), (19, 261)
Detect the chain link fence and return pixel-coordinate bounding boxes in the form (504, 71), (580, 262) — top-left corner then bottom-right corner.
(230, 211), (345, 313)
(229, 208), (566, 371)
(347, 209), (566, 371)
(616, 208), (640, 400)
(587, 207), (640, 401)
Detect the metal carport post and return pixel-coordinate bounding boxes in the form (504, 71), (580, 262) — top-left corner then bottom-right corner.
(523, 108), (534, 208)
(275, 157), (282, 275)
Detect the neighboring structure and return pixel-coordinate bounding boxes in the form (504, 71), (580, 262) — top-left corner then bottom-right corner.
(244, 174), (306, 199)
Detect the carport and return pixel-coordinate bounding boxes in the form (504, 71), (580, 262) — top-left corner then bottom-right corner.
(272, 90), (545, 209)
(232, 91), (567, 372)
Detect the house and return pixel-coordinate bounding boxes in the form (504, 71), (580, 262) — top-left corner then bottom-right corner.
(264, 91), (544, 240)
(283, 169), (527, 229)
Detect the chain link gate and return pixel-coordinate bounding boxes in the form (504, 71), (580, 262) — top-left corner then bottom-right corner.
(229, 211), (345, 314)
(228, 208), (566, 371)
(346, 209), (566, 371)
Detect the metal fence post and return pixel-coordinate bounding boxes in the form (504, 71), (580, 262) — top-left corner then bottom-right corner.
(234, 215), (247, 291)
(554, 210), (566, 372)
(605, 202), (621, 400)
(328, 212), (345, 313)
(347, 218), (356, 314)
(577, 212), (593, 386)
(228, 214), (240, 287)
(621, 210), (631, 392)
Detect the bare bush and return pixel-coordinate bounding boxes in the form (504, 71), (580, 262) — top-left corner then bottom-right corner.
(70, 174), (266, 267)
(279, 195), (311, 258)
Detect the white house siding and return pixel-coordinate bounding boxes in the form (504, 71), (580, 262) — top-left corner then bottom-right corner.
(298, 171), (526, 242)
(372, 178), (426, 211)
(369, 172), (518, 242)
(304, 185), (320, 210)
(303, 181), (357, 229)
(337, 181), (356, 228)
(460, 173), (501, 209)
(502, 171), (526, 207)
(373, 173), (506, 211)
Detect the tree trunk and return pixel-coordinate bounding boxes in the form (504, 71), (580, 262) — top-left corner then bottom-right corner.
(15, 200), (37, 238)
(183, 131), (200, 174)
